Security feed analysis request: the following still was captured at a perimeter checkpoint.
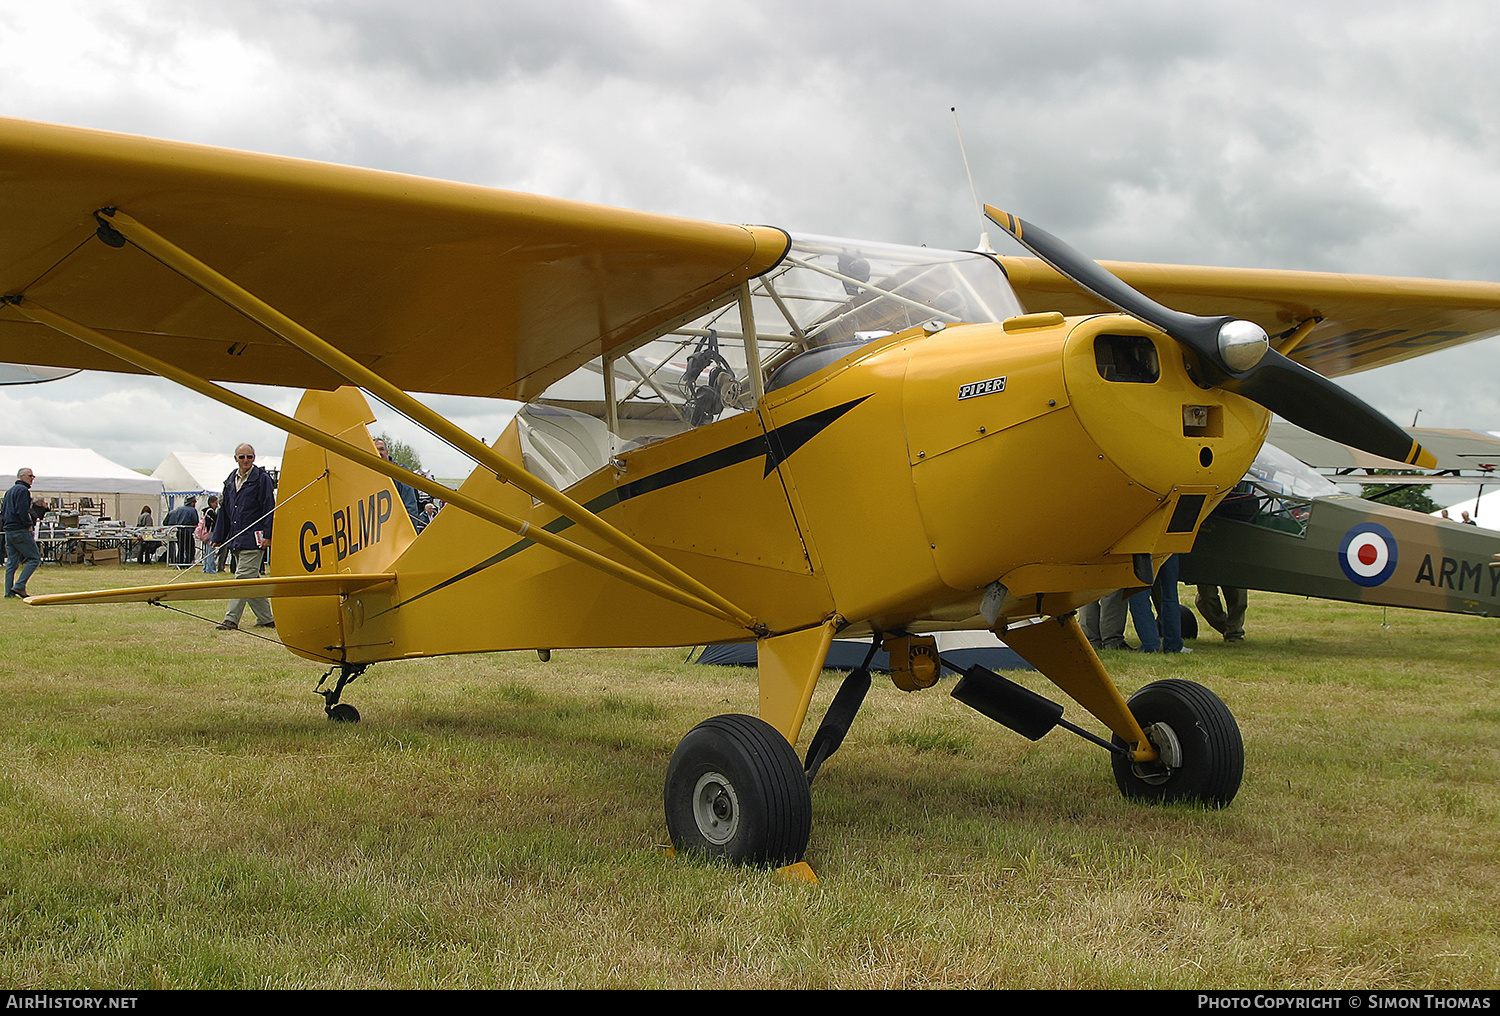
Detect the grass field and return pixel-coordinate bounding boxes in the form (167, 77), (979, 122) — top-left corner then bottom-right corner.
(2, 564), (1497, 988)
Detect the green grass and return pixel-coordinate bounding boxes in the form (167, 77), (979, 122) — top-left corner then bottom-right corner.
(2, 565), (1497, 987)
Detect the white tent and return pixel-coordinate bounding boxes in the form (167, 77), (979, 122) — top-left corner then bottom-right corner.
(0, 445), (163, 521)
(152, 451), (283, 496)
(1429, 485), (1500, 530)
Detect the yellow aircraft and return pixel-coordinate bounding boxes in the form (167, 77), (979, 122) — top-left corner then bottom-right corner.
(6, 116), (1500, 868)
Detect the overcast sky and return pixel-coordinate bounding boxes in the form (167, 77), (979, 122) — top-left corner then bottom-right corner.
(5, 0), (1500, 478)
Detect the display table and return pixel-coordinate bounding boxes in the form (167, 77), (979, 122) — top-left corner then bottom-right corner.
(35, 523), (183, 565)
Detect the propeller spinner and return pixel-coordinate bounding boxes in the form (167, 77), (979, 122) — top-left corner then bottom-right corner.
(984, 206), (1436, 470)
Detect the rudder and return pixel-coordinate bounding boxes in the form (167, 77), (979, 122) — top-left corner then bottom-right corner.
(272, 387), (418, 662)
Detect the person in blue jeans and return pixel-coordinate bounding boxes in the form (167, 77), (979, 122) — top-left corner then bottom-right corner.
(1126, 587), (1160, 652)
(1121, 555), (1191, 653)
(1153, 553), (1190, 653)
(4, 467), (43, 597)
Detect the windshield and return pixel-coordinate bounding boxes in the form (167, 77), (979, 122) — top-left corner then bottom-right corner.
(756, 234), (1021, 348)
(519, 235), (1022, 489)
(1205, 442), (1343, 539)
(1248, 443), (1343, 499)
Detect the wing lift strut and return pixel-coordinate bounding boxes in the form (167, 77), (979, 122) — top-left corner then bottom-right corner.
(6, 208), (765, 637)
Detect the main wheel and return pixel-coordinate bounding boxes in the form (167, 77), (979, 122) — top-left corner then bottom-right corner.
(1111, 679), (1242, 807)
(664, 714), (812, 867)
(327, 703), (360, 723)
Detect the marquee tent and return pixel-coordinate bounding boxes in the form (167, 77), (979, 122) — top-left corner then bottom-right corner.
(0, 445), (163, 520)
(1430, 485), (1500, 530)
(152, 451), (283, 499)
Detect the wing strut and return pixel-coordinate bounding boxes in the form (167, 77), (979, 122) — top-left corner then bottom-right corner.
(7, 297), (761, 634)
(81, 208), (760, 633)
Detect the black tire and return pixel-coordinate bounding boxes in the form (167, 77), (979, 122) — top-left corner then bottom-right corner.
(664, 714), (812, 867)
(1111, 679), (1242, 807)
(327, 703), (360, 723)
(1179, 605), (1199, 641)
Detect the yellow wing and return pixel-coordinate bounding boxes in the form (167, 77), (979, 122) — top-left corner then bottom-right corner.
(999, 256), (1500, 377)
(0, 117), (788, 401)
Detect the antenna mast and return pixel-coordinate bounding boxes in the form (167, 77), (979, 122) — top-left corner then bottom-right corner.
(952, 106), (995, 254)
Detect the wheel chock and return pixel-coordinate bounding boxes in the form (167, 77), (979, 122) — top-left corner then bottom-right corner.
(774, 861), (818, 884)
(662, 845), (816, 882)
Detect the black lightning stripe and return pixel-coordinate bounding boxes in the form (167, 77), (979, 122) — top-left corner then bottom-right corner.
(376, 395), (870, 614)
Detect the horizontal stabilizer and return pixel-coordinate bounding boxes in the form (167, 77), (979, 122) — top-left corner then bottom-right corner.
(24, 573), (394, 606)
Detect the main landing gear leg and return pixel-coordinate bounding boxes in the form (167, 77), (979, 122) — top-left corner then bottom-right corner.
(315, 663), (368, 723)
(662, 619), (839, 868)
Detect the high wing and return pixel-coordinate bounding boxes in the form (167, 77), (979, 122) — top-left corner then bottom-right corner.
(8, 116), (1499, 396)
(0, 117), (789, 400)
(999, 256), (1500, 377)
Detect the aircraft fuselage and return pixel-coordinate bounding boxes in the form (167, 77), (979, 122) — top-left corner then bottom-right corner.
(273, 313), (1267, 664)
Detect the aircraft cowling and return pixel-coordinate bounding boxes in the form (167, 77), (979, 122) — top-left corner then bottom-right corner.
(1059, 318), (1268, 496)
(902, 316), (1267, 599)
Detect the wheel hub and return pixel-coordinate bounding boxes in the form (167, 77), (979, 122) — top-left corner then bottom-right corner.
(1130, 721), (1182, 785)
(692, 771), (740, 845)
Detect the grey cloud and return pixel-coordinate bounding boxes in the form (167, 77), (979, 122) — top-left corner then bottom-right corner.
(5, 0), (1500, 447)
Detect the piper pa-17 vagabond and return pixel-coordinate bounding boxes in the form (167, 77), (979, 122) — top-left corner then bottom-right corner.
(6, 117), (1500, 868)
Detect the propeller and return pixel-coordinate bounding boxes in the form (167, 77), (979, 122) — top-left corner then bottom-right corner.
(984, 205), (1436, 469)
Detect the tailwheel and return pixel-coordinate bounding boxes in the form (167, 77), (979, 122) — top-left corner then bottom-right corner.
(1111, 679), (1243, 807)
(664, 714), (811, 867)
(315, 663), (368, 724)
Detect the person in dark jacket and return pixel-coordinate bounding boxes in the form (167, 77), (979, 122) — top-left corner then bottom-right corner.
(211, 443), (276, 630)
(373, 437), (426, 532)
(4, 467), (43, 597)
(163, 496), (199, 566)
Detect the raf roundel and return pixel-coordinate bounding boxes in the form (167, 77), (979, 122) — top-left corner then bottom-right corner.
(1337, 523), (1399, 587)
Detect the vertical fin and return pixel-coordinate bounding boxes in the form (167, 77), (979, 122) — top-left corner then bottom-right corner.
(272, 387), (418, 661)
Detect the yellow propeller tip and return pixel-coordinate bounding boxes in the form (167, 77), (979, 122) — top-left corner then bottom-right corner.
(982, 205), (1019, 236)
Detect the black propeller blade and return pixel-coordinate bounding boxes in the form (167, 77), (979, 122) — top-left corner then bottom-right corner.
(984, 205), (1435, 469)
